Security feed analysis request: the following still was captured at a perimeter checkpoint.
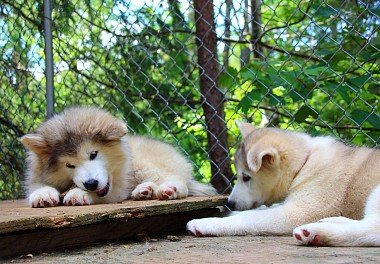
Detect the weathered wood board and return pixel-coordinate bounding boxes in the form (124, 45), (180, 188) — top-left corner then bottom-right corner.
(0, 196), (227, 258)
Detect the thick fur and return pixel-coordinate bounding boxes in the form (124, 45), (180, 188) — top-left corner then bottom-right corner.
(187, 121), (380, 247)
(21, 107), (216, 207)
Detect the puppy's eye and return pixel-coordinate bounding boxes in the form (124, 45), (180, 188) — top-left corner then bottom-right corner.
(89, 151), (98, 160)
(66, 163), (76, 169)
(242, 173), (251, 182)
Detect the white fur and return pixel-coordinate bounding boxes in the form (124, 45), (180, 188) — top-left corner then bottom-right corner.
(73, 159), (109, 191)
(63, 187), (94, 206)
(293, 185), (380, 246)
(228, 177), (262, 211)
(22, 107), (217, 207)
(28, 186), (60, 207)
(187, 123), (380, 247)
(131, 181), (158, 200)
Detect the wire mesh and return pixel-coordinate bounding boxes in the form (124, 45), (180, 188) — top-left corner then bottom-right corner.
(0, 0), (379, 199)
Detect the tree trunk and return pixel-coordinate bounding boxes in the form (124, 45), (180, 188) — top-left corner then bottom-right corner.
(222, 0), (232, 69)
(250, 0), (263, 59)
(193, 0), (233, 193)
(240, 0), (250, 67)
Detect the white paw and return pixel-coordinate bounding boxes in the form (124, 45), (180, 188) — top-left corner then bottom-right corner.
(29, 186), (60, 208)
(63, 188), (93, 206)
(131, 182), (157, 200)
(293, 223), (325, 246)
(156, 182), (188, 200)
(186, 218), (223, 236)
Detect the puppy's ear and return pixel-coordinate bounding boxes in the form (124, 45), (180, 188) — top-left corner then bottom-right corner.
(105, 122), (128, 140)
(19, 134), (51, 155)
(246, 146), (279, 173)
(235, 120), (255, 138)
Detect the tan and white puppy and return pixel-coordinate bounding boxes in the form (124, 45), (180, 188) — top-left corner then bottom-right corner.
(187, 121), (380, 246)
(21, 106), (216, 207)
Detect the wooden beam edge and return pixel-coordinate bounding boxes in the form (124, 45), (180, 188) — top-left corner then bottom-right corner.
(0, 196), (227, 234)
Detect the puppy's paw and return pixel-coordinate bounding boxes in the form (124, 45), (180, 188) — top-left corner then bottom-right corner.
(293, 223), (326, 246)
(63, 188), (93, 206)
(131, 182), (157, 200)
(157, 182), (188, 200)
(29, 186), (60, 208)
(186, 218), (223, 237)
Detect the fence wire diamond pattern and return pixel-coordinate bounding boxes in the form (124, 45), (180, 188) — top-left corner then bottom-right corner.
(0, 0), (379, 199)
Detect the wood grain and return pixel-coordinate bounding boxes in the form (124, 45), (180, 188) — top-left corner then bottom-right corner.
(0, 196), (227, 258)
(0, 208), (221, 259)
(0, 196), (227, 234)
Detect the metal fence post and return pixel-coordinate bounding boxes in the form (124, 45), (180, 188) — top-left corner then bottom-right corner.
(43, 0), (54, 118)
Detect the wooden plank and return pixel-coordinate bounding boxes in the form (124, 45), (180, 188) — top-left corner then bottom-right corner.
(0, 208), (221, 259)
(0, 196), (227, 234)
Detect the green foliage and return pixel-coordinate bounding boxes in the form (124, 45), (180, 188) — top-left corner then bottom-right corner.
(222, 0), (379, 147)
(0, 0), (379, 199)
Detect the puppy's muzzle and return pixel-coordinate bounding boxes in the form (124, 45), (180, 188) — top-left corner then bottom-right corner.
(96, 182), (110, 197)
(83, 179), (110, 197)
(83, 179), (98, 191)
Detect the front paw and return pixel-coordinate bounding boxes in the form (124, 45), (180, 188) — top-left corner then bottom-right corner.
(131, 182), (157, 200)
(29, 186), (60, 208)
(156, 182), (188, 200)
(63, 188), (93, 206)
(186, 218), (224, 236)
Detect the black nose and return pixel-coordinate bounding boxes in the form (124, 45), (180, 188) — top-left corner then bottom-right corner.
(227, 200), (236, 210)
(83, 179), (98, 191)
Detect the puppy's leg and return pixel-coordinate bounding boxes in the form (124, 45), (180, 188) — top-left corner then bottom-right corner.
(131, 182), (158, 200)
(29, 185), (60, 208)
(293, 218), (380, 246)
(293, 185), (380, 246)
(187, 202), (314, 236)
(156, 180), (188, 200)
(63, 187), (95, 206)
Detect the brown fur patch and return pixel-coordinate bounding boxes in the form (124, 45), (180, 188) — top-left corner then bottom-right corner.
(23, 106), (127, 172)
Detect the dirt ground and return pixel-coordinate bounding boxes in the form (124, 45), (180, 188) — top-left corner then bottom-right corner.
(7, 235), (380, 264)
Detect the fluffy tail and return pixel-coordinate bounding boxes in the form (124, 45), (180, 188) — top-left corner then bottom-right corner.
(187, 179), (218, 196)
(364, 184), (380, 219)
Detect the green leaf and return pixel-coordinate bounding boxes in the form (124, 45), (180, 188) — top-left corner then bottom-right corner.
(219, 67), (238, 89)
(350, 110), (368, 125)
(294, 105), (318, 123)
(314, 5), (338, 18)
(351, 110), (380, 128)
(368, 113), (380, 128)
(337, 86), (352, 104)
(237, 90), (263, 113)
(268, 94), (284, 106)
(288, 90), (304, 102)
(240, 68), (257, 81)
(304, 66), (329, 76)
(347, 75), (371, 91)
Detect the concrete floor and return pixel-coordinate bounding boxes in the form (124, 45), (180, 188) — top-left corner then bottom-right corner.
(8, 235), (380, 264)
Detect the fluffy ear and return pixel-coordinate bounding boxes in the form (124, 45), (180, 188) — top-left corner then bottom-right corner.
(235, 120), (255, 138)
(105, 122), (128, 140)
(246, 147), (279, 173)
(19, 134), (51, 155)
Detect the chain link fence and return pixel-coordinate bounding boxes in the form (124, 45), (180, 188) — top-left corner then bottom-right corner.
(0, 0), (379, 199)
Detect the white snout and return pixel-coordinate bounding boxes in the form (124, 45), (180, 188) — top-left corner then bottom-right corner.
(228, 181), (264, 211)
(73, 159), (109, 191)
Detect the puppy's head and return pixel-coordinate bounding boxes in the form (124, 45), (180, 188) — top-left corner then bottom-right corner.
(228, 121), (292, 211)
(20, 107), (127, 197)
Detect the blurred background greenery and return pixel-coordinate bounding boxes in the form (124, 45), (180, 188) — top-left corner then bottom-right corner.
(0, 0), (379, 199)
